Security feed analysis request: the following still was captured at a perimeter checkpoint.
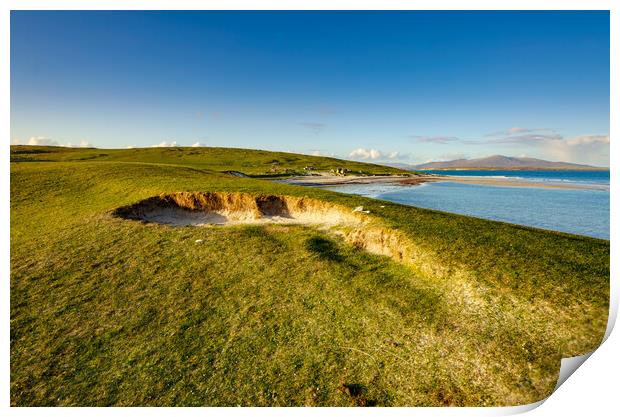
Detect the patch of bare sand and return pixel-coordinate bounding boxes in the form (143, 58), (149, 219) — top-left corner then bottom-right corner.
(276, 174), (416, 186)
(429, 176), (609, 190)
(113, 192), (367, 228)
(280, 174), (606, 190)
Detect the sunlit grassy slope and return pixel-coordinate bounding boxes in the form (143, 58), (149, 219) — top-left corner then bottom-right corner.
(10, 146), (609, 406)
(10, 145), (407, 176)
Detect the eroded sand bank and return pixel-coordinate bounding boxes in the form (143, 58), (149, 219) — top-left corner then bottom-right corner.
(112, 192), (419, 265)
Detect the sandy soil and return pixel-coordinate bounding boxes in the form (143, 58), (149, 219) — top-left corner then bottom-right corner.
(114, 192), (413, 264)
(116, 192), (368, 228)
(137, 206), (363, 227)
(279, 174), (607, 191)
(275, 175), (416, 186)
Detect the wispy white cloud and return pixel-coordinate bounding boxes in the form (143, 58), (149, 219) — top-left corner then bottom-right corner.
(307, 149), (335, 157)
(348, 148), (382, 160)
(485, 127), (555, 137)
(313, 105), (336, 116)
(409, 135), (459, 144)
(11, 137), (93, 147)
(11, 136), (58, 146)
(431, 152), (471, 162)
(491, 133), (563, 144)
(386, 151), (405, 159)
(565, 134), (609, 146)
(545, 134), (609, 166)
(420, 129), (562, 145)
(299, 122), (326, 134)
(191, 142), (207, 147)
(348, 148), (404, 161)
(152, 141), (179, 147)
(25, 136), (59, 146)
(479, 127), (564, 145)
(404, 125), (609, 166)
(66, 140), (93, 148)
(480, 127), (609, 165)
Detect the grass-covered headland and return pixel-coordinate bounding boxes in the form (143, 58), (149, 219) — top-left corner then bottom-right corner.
(10, 146), (609, 406)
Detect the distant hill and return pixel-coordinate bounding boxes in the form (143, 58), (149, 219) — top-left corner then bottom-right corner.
(412, 155), (607, 170)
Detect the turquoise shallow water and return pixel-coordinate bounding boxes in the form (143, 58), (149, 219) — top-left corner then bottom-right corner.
(421, 169), (610, 186)
(325, 172), (610, 240)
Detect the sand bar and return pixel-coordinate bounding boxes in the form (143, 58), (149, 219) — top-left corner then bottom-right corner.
(277, 174), (608, 191)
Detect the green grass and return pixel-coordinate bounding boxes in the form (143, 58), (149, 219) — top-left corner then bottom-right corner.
(10, 145), (409, 177)
(10, 146), (609, 406)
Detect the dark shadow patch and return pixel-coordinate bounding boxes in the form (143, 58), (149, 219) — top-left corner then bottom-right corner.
(10, 149), (52, 155)
(236, 225), (289, 250)
(306, 236), (344, 262)
(255, 195), (291, 217)
(338, 383), (377, 406)
(237, 225), (272, 238)
(78, 153), (108, 160)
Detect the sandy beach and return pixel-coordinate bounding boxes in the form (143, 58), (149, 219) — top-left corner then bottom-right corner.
(278, 173), (608, 190)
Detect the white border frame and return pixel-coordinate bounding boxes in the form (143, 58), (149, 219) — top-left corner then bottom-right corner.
(2, 2), (616, 416)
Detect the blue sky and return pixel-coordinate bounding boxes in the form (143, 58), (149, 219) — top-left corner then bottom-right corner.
(10, 11), (610, 166)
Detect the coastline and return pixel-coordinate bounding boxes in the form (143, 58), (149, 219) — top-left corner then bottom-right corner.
(277, 174), (609, 191)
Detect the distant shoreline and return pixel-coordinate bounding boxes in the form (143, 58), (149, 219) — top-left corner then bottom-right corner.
(278, 173), (609, 191)
(414, 168), (609, 172)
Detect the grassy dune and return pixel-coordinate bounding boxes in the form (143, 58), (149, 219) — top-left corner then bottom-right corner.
(10, 145), (407, 176)
(10, 146), (609, 406)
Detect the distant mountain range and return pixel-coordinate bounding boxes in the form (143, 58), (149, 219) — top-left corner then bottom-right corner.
(400, 155), (607, 171)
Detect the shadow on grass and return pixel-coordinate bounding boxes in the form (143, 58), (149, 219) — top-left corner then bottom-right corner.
(305, 233), (447, 325)
(305, 236), (344, 262)
(339, 382), (377, 406)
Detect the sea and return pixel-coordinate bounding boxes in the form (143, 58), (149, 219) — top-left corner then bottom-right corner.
(325, 170), (610, 240)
